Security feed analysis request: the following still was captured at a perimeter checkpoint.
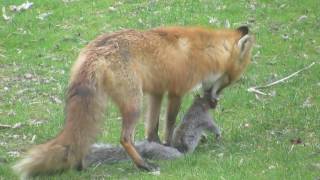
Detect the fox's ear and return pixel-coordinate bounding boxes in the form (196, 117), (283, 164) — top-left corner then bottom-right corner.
(237, 34), (251, 50)
(237, 26), (249, 36)
(236, 26), (253, 58)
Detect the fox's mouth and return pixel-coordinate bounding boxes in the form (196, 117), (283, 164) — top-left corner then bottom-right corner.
(208, 98), (218, 109)
(203, 88), (219, 109)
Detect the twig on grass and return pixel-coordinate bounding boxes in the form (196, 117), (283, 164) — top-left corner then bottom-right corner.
(0, 123), (23, 129)
(248, 62), (316, 96)
(93, 162), (102, 170)
(0, 124), (12, 129)
(247, 87), (269, 96)
(2, 7), (11, 21)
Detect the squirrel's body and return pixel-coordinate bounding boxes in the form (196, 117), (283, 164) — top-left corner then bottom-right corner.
(172, 95), (221, 153)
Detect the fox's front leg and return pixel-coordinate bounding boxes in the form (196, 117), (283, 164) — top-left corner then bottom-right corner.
(145, 93), (163, 142)
(164, 94), (182, 145)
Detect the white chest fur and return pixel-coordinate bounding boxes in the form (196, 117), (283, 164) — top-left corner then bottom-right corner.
(191, 73), (223, 93)
(201, 73), (223, 91)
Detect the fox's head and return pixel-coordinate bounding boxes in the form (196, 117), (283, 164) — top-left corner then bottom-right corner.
(201, 26), (254, 96)
(228, 26), (255, 82)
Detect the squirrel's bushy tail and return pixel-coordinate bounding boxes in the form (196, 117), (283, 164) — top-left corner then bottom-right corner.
(13, 56), (107, 179)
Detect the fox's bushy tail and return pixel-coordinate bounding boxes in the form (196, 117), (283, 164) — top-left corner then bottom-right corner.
(13, 58), (107, 179)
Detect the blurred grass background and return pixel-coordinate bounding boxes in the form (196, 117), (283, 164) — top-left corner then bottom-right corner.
(0, 0), (319, 179)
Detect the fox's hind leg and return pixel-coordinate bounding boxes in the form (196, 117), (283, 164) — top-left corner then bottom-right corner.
(145, 93), (163, 143)
(104, 66), (159, 171)
(119, 99), (159, 171)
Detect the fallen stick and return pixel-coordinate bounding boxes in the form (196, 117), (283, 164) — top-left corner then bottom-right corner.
(0, 124), (12, 129)
(247, 87), (269, 96)
(2, 7), (11, 21)
(0, 123), (23, 129)
(248, 62), (316, 95)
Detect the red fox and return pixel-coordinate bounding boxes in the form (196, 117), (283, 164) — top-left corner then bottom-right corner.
(85, 94), (220, 167)
(13, 26), (254, 178)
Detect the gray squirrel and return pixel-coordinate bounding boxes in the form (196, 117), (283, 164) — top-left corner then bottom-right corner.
(84, 94), (221, 167)
(171, 94), (221, 153)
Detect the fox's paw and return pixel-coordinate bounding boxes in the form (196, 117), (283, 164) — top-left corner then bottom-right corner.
(137, 160), (160, 172)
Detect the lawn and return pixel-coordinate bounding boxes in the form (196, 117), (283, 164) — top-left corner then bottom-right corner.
(0, 0), (319, 179)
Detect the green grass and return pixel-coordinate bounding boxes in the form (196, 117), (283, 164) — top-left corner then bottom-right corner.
(1, 0), (319, 179)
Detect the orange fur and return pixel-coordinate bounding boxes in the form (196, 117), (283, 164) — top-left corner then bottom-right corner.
(13, 26), (254, 178)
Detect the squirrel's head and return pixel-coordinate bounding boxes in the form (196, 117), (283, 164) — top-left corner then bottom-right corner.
(192, 94), (215, 110)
